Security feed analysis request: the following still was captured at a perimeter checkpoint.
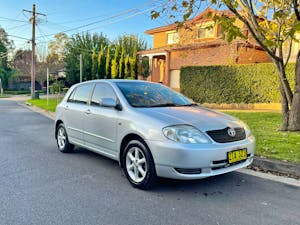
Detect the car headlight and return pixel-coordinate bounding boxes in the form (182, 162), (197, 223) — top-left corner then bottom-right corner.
(240, 121), (251, 137)
(163, 125), (211, 144)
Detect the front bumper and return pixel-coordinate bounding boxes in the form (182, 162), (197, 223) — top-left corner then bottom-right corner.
(146, 135), (255, 180)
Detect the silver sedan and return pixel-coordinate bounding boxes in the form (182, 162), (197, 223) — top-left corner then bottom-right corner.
(55, 80), (255, 189)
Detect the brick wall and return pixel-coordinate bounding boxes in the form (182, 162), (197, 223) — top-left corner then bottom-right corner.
(169, 43), (271, 70)
(237, 46), (273, 64)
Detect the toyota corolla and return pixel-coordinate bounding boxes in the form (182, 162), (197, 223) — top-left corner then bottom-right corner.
(55, 80), (255, 189)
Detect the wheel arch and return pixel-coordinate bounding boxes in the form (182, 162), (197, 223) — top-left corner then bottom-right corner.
(119, 133), (152, 168)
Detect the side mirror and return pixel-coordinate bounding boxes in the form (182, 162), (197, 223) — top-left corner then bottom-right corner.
(100, 98), (122, 110)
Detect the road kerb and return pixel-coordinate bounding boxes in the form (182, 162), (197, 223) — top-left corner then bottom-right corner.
(252, 156), (300, 179)
(19, 102), (55, 120)
(238, 168), (300, 187)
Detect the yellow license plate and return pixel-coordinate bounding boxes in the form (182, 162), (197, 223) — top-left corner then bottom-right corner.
(227, 149), (247, 164)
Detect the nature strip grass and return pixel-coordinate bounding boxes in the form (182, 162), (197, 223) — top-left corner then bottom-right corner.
(224, 111), (300, 164)
(27, 98), (62, 112)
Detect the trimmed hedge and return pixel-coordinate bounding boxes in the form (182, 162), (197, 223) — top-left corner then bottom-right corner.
(4, 90), (31, 95)
(180, 63), (295, 103)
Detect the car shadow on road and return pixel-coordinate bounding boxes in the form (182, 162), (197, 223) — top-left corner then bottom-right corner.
(155, 174), (247, 193)
(70, 147), (255, 195)
(69, 146), (122, 171)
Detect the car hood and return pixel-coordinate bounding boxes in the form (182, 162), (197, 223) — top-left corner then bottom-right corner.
(136, 106), (244, 131)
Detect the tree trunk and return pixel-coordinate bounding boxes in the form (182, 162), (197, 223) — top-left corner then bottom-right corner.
(273, 60), (291, 131)
(280, 84), (289, 131)
(288, 51), (300, 131)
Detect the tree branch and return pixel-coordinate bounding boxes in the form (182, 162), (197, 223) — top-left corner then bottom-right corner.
(225, 2), (280, 61)
(284, 39), (293, 69)
(246, 0), (263, 34)
(293, 0), (300, 21)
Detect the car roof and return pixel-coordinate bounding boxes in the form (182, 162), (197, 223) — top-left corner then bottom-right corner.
(76, 79), (153, 85)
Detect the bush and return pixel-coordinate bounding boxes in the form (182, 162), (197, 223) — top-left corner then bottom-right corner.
(180, 63), (295, 103)
(4, 90), (31, 95)
(49, 80), (65, 94)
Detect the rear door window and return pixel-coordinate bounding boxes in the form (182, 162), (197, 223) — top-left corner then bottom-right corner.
(69, 84), (94, 104)
(67, 88), (76, 102)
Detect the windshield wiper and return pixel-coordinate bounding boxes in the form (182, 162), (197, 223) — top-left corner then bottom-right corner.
(149, 103), (199, 107)
(180, 103), (198, 106)
(149, 103), (180, 107)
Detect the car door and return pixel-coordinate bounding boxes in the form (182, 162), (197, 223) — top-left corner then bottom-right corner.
(63, 83), (94, 146)
(83, 83), (119, 158)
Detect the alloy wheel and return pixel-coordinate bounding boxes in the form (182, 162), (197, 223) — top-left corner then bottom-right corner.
(125, 147), (147, 183)
(57, 127), (66, 150)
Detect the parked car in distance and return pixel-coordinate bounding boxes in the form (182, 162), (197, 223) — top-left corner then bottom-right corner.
(55, 80), (255, 189)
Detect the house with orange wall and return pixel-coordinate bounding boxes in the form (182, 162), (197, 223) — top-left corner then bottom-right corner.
(138, 8), (272, 90)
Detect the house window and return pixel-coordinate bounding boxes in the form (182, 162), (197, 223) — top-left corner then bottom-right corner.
(167, 32), (179, 44)
(198, 22), (215, 39)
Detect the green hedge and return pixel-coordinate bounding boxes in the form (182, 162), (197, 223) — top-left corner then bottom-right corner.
(4, 90), (31, 95)
(180, 63), (295, 103)
(4, 90), (46, 95)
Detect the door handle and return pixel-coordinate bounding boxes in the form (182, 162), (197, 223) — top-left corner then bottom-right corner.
(85, 109), (91, 115)
(65, 105), (69, 110)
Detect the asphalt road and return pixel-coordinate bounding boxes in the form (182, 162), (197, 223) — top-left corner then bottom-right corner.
(0, 100), (299, 225)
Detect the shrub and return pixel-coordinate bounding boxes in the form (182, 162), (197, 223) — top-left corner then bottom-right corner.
(4, 90), (30, 95)
(49, 80), (65, 94)
(180, 63), (295, 103)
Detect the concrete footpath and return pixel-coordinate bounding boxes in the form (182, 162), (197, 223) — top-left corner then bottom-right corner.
(3, 95), (300, 184)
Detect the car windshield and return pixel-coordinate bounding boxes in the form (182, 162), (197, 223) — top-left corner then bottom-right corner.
(116, 82), (193, 108)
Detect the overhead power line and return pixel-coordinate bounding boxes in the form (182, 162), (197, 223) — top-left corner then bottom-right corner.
(84, 6), (162, 33)
(0, 42), (29, 59)
(0, 16), (28, 23)
(7, 34), (31, 41)
(5, 23), (30, 32)
(36, 0), (165, 39)
(54, 0), (162, 25)
(36, 8), (141, 38)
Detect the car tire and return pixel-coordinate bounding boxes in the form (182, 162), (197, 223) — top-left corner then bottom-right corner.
(122, 139), (156, 189)
(56, 123), (74, 153)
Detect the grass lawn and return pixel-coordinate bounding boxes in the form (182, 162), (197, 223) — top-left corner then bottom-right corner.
(224, 111), (300, 164)
(27, 98), (62, 112)
(27, 98), (300, 164)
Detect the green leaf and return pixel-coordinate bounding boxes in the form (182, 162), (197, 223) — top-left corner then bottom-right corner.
(264, 39), (275, 47)
(207, 12), (213, 18)
(292, 21), (300, 32)
(183, 12), (192, 21)
(182, 1), (189, 7)
(151, 11), (160, 19)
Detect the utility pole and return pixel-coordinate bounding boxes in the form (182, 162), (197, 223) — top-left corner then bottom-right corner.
(80, 54), (82, 82)
(47, 68), (49, 106)
(23, 4), (46, 99)
(0, 78), (3, 96)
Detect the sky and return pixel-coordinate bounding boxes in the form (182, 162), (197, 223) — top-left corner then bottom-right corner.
(0, 0), (173, 56)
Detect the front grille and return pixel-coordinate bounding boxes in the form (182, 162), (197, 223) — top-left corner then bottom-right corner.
(206, 127), (246, 143)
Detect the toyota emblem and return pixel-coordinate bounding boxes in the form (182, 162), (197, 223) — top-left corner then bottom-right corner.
(227, 128), (236, 137)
